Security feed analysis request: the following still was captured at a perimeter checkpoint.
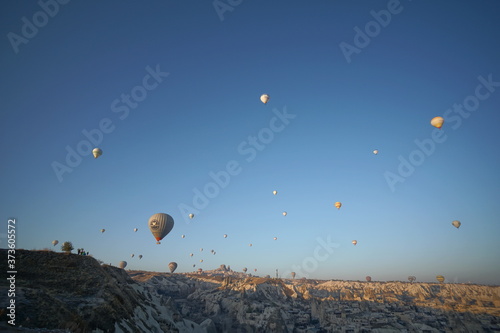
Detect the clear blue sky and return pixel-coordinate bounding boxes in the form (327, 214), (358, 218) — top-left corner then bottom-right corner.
(1, 1), (499, 285)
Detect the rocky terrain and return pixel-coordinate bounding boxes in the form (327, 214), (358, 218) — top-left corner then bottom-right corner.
(1, 250), (499, 332)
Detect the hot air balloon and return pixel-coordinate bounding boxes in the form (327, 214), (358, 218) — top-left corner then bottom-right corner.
(131, 254), (134, 258)
(197, 268), (203, 273)
(224, 234), (227, 238)
(431, 116), (444, 129)
(200, 259), (203, 263)
(366, 276), (372, 282)
(213, 251), (216, 255)
(408, 276), (416, 283)
(249, 243), (252, 247)
(188, 213), (194, 219)
(254, 268), (257, 272)
(92, 148), (103, 159)
(190, 253), (194, 257)
(52, 240), (59, 246)
(334, 202), (342, 210)
(291, 272), (296, 279)
(193, 264), (196, 267)
(282, 212), (287, 216)
(452, 220), (461, 229)
(273, 237), (278, 240)
(436, 275), (445, 283)
(260, 94), (270, 104)
(243, 268), (247, 273)
(181, 234), (185, 238)
(373, 149), (379, 155)
(200, 248), (203, 252)
(148, 213), (174, 244)
(100, 229), (105, 233)
(138, 255), (143, 260)
(168, 262), (178, 273)
(118, 261), (127, 269)
(352, 240), (357, 246)
(210, 249), (214, 253)
(133, 228), (138, 232)
(273, 190), (277, 195)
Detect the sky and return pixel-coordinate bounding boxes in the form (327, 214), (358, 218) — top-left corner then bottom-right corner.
(1, 1), (499, 285)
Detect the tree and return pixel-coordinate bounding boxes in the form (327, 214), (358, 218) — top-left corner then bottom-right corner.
(61, 241), (74, 254)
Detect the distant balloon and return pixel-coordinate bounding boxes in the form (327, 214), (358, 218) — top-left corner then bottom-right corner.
(431, 116), (444, 129)
(188, 213), (194, 219)
(200, 259), (203, 263)
(193, 264), (196, 267)
(181, 234), (186, 238)
(148, 213), (174, 244)
(352, 240), (357, 246)
(198, 268), (203, 273)
(366, 276), (372, 282)
(211, 249), (214, 253)
(131, 254), (134, 258)
(213, 251), (216, 255)
(254, 268), (257, 272)
(100, 229), (105, 233)
(334, 202), (342, 210)
(260, 94), (270, 104)
(249, 243), (252, 247)
(133, 228), (138, 232)
(224, 234), (227, 238)
(52, 240), (59, 246)
(291, 272), (296, 279)
(190, 253), (193, 257)
(168, 262), (178, 273)
(451, 220), (461, 229)
(138, 255), (143, 260)
(436, 275), (445, 283)
(273, 237), (278, 240)
(200, 248), (203, 252)
(118, 261), (127, 269)
(92, 148), (103, 159)
(273, 190), (277, 195)
(408, 276), (416, 283)
(373, 149), (379, 155)
(243, 268), (248, 273)
(282, 212), (287, 216)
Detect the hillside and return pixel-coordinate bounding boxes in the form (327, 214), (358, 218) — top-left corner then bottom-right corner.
(1, 250), (499, 332)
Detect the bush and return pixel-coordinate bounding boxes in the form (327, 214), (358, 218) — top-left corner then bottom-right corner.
(61, 241), (74, 253)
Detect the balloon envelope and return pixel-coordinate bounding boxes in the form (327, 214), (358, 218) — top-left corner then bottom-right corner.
(452, 220), (461, 229)
(92, 148), (103, 159)
(431, 116), (444, 129)
(224, 234), (227, 238)
(335, 202), (342, 209)
(118, 261), (127, 269)
(52, 240), (59, 246)
(260, 94), (270, 104)
(100, 229), (105, 233)
(168, 262), (178, 273)
(273, 190), (277, 195)
(373, 149), (379, 155)
(243, 268), (247, 273)
(366, 276), (372, 282)
(188, 213), (194, 219)
(282, 212), (287, 216)
(138, 255), (143, 259)
(352, 240), (357, 246)
(148, 213), (174, 244)
(133, 228), (138, 232)
(436, 275), (445, 283)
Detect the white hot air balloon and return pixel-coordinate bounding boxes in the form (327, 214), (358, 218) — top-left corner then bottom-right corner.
(273, 237), (277, 240)
(188, 213), (194, 219)
(431, 116), (444, 129)
(118, 261), (127, 269)
(282, 212), (287, 216)
(224, 234), (227, 238)
(352, 240), (357, 246)
(373, 149), (379, 155)
(181, 234), (186, 238)
(52, 240), (59, 246)
(273, 190), (277, 195)
(133, 228), (138, 232)
(92, 148), (103, 159)
(260, 94), (270, 104)
(190, 253), (194, 257)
